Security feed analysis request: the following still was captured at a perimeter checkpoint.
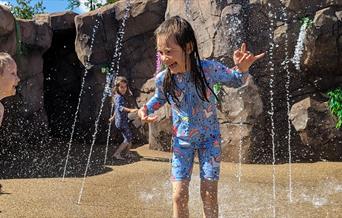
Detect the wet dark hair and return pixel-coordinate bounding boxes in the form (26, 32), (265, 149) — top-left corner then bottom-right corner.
(112, 76), (128, 95)
(155, 16), (217, 105)
(110, 76), (132, 105)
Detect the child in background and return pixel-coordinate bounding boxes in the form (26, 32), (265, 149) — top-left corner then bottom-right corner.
(109, 76), (138, 160)
(0, 52), (20, 193)
(138, 16), (264, 218)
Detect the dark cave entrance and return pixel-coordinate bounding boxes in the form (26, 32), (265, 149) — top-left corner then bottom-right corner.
(43, 29), (84, 139)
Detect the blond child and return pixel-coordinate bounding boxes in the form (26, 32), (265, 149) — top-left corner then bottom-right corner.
(0, 52), (20, 126)
(0, 52), (20, 192)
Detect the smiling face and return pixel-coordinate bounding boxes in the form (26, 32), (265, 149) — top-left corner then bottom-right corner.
(157, 35), (190, 74)
(0, 59), (20, 99)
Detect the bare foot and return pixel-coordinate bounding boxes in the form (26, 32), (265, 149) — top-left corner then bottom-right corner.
(125, 152), (135, 158)
(113, 154), (125, 160)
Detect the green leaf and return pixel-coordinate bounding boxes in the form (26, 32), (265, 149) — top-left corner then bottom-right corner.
(8, 0), (45, 19)
(213, 83), (222, 95)
(327, 88), (342, 129)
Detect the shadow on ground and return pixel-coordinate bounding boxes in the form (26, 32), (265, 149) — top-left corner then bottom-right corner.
(0, 138), (142, 179)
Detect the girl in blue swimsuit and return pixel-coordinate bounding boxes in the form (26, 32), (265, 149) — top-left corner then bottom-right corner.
(138, 16), (264, 217)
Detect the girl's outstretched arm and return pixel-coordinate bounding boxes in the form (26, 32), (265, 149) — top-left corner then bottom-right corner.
(122, 107), (138, 113)
(204, 60), (249, 88)
(139, 72), (167, 123)
(138, 105), (158, 123)
(206, 43), (264, 88)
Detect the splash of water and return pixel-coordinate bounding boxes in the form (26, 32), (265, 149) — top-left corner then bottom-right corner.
(221, 6), (244, 182)
(104, 1), (132, 165)
(224, 12), (243, 51)
(291, 18), (311, 71)
(77, 85), (108, 204)
(299, 179), (341, 206)
(280, 5), (293, 203)
(136, 169), (341, 217)
(268, 3), (277, 217)
(237, 95), (243, 183)
(155, 52), (162, 75)
(185, 0), (191, 18)
(62, 18), (101, 181)
(78, 0), (132, 204)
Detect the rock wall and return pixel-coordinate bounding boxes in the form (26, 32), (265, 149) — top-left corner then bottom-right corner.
(0, 5), (52, 146)
(73, 0), (167, 143)
(162, 0), (341, 163)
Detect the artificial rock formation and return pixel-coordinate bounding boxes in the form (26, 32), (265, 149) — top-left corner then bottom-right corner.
(73, 0), (167, 142)
(289, 97), (342, 161)
(0, 0), (341, 163)
(0, 5), (53, 145)
(0, 5), (16, 55)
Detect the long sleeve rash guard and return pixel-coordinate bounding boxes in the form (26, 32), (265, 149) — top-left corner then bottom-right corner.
(145, 59), (249, 148)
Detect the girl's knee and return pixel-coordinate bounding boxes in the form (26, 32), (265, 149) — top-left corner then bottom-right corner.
(200, 189), (217, 203)
(173, 191), (189, 204)
(172, 181), (190, 206)
(200, 182), (218, 202)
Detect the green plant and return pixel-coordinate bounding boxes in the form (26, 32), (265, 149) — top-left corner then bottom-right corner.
(328, 88), (342, 128)
(68, 0), (99, 11)
(101, 66), (110, 74)
(7, 0), (45, 19)
(213, 83), (222, 95)
(67, 0), (81, 10)
(300, 17), (314, 29)
(106, 0), (119, 4)
(67, 0), (119, 11)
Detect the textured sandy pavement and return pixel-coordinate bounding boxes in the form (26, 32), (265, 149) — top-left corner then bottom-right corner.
(1, 145), (341, 217)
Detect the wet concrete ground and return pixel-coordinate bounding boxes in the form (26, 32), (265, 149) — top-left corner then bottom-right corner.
(1, 145), (341, 217)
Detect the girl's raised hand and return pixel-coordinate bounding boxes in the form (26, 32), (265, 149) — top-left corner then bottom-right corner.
(233, 43), (265, 73)
(138, 106), (158, 123)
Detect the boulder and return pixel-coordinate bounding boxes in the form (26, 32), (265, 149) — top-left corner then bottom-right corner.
(0, 5), (16, 55)
(148, 103), (172, 151)
(0, 10), (53, 146)
(289, 97), (342, 161)
(74, 0), (166, 68)
(281, 0), (340, 15)
(73, 0), (167, 142)
(17, 19), (52, 53)
(137, 77), (172, 151)
(217, 77), (263, 162)
(303, 7), (342, 90)
(35, 11), (78, 31)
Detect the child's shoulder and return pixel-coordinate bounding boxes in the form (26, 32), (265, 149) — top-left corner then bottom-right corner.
(114, 94), (124, 101)
(155, 69), (166, 80)
(155, 69), (167, 85)
(201, 59), (223, 67)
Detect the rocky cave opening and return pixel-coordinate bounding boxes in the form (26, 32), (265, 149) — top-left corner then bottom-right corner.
(43, 29), (83, 140)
